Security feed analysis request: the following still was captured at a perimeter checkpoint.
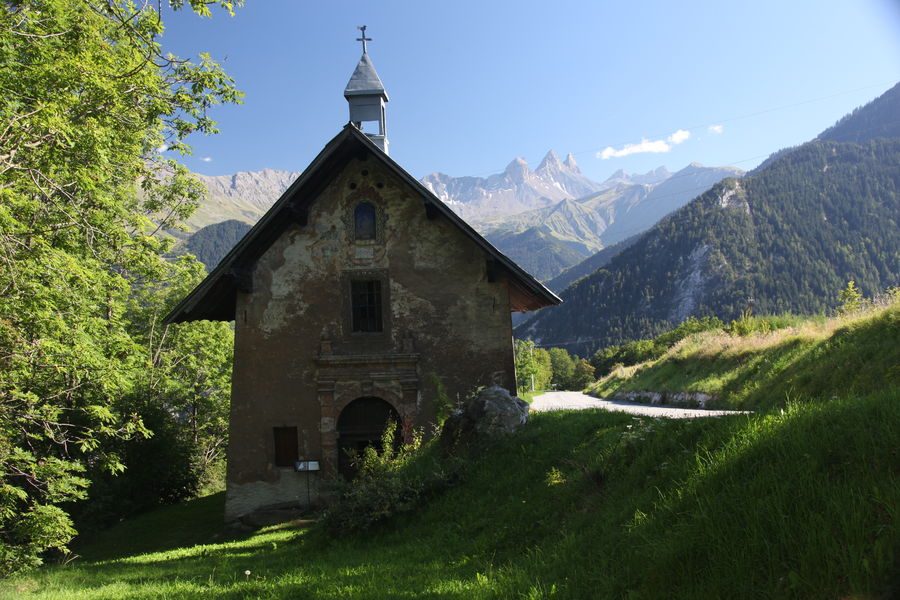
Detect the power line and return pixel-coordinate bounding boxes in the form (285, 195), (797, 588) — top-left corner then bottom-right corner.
(488, 113), (900, 256)
(517, 116), (900, 349)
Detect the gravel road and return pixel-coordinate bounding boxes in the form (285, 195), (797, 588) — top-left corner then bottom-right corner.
(530, 391), (750, 419)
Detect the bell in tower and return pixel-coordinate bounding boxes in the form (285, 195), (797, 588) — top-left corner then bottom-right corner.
(344, 26), (389, 154)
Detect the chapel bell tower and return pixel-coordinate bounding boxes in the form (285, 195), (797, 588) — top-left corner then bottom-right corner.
(344, 26), (389, 154)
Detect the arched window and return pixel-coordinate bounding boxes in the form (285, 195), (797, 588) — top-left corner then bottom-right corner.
(354, 202), (376, 241)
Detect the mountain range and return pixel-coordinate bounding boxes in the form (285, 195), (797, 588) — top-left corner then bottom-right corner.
(483, 163), (742, 280)
(517, 81), (900, 355)
(182, 150), (741, 278)
(420, 150), (603, 222)
(184, 169), (300, 233)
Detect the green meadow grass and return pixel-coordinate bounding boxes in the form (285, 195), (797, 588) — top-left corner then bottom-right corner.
(590, 300), (900, 410)
(6, 389), (899, 599)
(517, 390), (545, 404)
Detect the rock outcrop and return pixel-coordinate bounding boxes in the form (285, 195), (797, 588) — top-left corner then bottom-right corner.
(441, 386), (529, 449)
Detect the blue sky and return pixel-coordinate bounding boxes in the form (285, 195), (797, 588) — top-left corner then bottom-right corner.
(161, 1), (900, 182)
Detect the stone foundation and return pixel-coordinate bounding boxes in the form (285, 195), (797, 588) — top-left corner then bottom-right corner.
(225, 469), (320, 522)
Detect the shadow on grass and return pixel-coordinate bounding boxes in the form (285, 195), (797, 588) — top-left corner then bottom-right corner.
(72, 493), (239, 562)
(497, 392), (900, 599)
(744, 309), (900, 408)
(11, 400), (899, 599)
(18, 411), (635, 599)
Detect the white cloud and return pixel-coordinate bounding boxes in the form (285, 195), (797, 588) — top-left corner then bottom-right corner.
(597, 129), (691, 160)
(156, 144), (168, 153)
(708, 124), (724, 135)
(200, 156), (213, 163)
(598, 139), (670, 159)
(667, 129), (691, 144)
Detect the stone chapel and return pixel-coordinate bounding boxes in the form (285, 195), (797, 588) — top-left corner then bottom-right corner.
(165, 33), (560, 521)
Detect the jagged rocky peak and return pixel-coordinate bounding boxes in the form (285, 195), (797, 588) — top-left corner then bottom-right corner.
(564, 153), (580, 173)
(536, 149), (563, 173)
(418, 149), (603, 222)
(504, 157), (531, 182)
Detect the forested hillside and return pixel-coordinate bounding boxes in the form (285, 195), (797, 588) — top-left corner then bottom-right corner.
(548, 234), (642, 292)
(818, 81), (900, 143)
(184, 219), (252, 270)
(519, 137), (900, 354)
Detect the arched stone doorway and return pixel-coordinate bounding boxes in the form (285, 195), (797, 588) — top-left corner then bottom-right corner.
(336, 397), (401, 479)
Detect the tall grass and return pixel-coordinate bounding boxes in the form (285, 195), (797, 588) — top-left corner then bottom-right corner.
(590, 298), (900, 410)
(6, 390), (898, 599)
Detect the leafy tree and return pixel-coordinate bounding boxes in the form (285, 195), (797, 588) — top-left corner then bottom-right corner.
(514, 340), (552, 393)
(548, 348), (575, 389)
(0, 0), (241, 573)
(838, 280), (864, 314)
(569, 359), (596, 390)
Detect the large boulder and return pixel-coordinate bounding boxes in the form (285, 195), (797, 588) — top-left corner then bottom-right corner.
(470, 386), (530, 435)
(440, 386), (529, 449)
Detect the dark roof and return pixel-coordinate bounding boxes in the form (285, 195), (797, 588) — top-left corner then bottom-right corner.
(344, 53), (389, 100)
(165, 125), (561, 324)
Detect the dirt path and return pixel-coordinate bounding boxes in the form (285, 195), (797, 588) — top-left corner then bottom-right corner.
(530, 391), (750, 419)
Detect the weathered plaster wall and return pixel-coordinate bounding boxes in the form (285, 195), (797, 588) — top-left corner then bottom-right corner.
(225, 154), (516, 520)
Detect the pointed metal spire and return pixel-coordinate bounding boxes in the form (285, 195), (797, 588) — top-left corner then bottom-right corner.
(344, 26), (389, 154)
(344, 26), (388, 101)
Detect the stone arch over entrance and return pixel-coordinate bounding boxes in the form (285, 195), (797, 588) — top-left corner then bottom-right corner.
(315, 353), (420, 477)
(336, 396), (401, 479)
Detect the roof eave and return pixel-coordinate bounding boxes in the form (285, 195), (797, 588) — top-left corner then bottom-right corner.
(164, 126), (361, 325)
(343, 89), (390, 101)
(164, 124), (560, 325)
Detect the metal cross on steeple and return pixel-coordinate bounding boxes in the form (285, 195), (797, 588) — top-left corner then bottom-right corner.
(356, 25), (372, 54)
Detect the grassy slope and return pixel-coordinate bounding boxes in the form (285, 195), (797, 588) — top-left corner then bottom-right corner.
(590, 300), (900, 411)
(5, 389), (899, 599)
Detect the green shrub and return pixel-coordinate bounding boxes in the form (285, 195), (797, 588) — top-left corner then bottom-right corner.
(655, 315), (724, 346)
(73, 399), (203, 532)
(726, 313), (812, 336)
(838, 279), (864, 314)
(591, 339), (664, 377)
(425, 373), (454, 426)
(322, 423), (460, 534)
